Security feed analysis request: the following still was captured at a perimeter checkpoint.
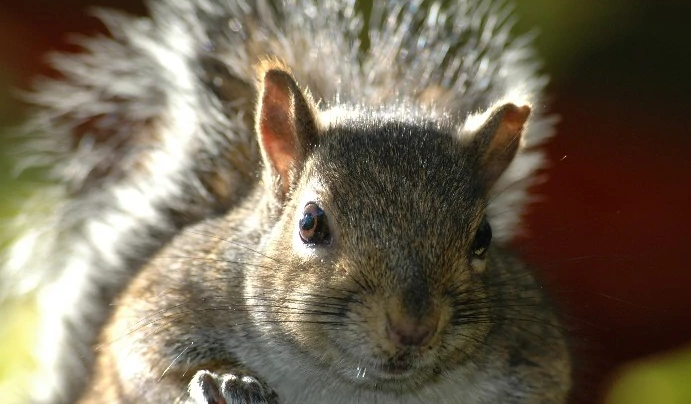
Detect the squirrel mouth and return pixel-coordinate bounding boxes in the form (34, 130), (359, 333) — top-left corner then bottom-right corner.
(380, 358), (413, 375)
(379, 363), (413, 376)
(373, 352), (422, 379)
(344, 355), (435, 389)
(340, 348), (425, 384)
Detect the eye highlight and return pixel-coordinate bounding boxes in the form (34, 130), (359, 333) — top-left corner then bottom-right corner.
(298, 202), (330, 245)
(471, 217), (492, 259)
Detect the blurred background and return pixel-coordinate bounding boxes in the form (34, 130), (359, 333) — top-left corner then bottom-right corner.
(0, 0), (690, 403)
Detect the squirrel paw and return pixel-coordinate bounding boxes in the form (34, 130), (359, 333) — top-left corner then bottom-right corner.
(187, 370), (279, 404)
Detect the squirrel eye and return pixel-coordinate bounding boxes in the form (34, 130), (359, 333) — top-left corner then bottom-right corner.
(298, 203), (330, 244)
(471, 217), (492, 259)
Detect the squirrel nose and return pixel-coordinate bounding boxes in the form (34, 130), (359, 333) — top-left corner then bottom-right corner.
(386, 311), (438, 347)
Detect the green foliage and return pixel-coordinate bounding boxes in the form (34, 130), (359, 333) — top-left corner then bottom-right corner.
(0, 298), (36, 404)
(607, 347), (691, 404)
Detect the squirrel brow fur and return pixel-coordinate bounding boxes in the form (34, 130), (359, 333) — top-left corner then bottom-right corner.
(1, 0), (555, 403)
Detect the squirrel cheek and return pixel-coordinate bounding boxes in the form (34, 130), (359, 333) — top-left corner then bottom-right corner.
(470, 258), (488, 273)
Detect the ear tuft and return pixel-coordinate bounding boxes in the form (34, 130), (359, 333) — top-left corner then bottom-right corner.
(255, 57), (294, 85)
(255, 58), (319, 199)
(473, 103), (531, 188)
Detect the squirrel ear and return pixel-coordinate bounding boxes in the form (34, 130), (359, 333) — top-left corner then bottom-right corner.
(470, 103), (531, 188)
(256, 60), (320, 198)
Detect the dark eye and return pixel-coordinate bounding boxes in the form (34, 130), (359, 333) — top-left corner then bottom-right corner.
(471, 217), (492, 259)
(298, 203), (330, 244)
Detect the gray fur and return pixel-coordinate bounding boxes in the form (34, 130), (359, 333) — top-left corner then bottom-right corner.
(1, 1), (554, 403)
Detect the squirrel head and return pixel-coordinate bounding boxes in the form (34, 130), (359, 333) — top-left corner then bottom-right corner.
(249, 59), (530, 389)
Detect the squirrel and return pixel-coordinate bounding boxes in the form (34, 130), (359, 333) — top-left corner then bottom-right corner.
(1, 0), (572, 403)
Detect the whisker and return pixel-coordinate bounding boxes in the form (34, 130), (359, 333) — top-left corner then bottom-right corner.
(158, 342), (193, 381)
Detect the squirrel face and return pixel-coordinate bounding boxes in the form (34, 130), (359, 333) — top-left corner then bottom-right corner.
(241, 59), (530, 391)
(251, 125), (495, 390)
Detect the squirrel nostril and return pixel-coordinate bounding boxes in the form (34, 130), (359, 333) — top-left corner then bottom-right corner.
(386, 314), (437, 347)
